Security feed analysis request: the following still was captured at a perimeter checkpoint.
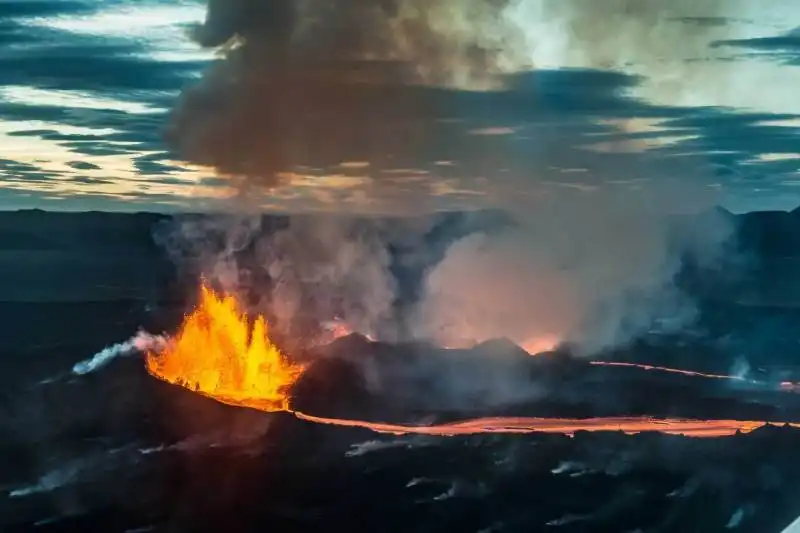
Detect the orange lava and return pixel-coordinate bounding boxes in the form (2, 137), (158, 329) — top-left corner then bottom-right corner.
(589, 361), (746, 381)
(521, 334), (561, 355)
(144, 282), (304, 412)
(590, 361), (800, 391)
(294, 413), (799, 438)
(143, 283), (798, 439)
(320, 320), (377, 343)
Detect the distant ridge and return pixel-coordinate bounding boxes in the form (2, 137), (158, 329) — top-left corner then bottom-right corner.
(3, 207), (800, 305)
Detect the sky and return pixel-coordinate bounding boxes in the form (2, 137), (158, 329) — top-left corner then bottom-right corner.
(0, 0), (798, 214)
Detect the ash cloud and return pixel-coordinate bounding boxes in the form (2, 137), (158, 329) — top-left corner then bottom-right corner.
(166, 0), (747, 190)
(166, 0), (527, 190)
(158, 1), (743, 357)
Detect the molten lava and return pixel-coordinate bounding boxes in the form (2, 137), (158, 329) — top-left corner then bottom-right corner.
(295, 412), (800, 438)
(145, 283), (304, 411)
(142, 283), (797, 440)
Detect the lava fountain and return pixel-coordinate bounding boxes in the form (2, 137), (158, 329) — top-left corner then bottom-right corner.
(142, 283), (799, 439)
(144, 282), (304, 412)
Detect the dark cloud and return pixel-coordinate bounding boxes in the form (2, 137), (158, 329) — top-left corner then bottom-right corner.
(714, 28), (800, 65)
(56, 143), (138, 157)
(1, 171), (57, 183)
(0, 104), (170, 158)
(66, 161), (101, 170)
(0, 0), (797, 212)
(68, 175), (114, 185)
(0, 44), (202, 91)
(0, 1), (94, 18)
(0, 0), (202, 202)
(0, 159), (40, 173)
(133, 160), (187, 175)
(654, 110), (800, 183)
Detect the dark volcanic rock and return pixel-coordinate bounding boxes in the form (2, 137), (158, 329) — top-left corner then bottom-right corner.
(8, 380), (800, 533)
(2, 334), (800, 532)
(5, 209), (800, 532)
(290, 353), (372, 419)
(286, 336), (800, 425)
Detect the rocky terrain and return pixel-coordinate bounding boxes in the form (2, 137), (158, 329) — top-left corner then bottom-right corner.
(2, 209), (800, 532)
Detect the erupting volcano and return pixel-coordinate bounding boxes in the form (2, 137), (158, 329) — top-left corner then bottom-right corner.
(139, 282), (800, 440)
(144, 282), (304, 412)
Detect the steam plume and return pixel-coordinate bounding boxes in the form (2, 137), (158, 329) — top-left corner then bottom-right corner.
(73, 332), (167, 375)
(411, 190), (734, 354)
(254, 216), (397, 344)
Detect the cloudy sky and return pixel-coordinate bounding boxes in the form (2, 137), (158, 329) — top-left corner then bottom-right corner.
(0, 0), (798, 214)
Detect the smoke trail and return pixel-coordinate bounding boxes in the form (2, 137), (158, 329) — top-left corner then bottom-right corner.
(72, 331), (167, 375)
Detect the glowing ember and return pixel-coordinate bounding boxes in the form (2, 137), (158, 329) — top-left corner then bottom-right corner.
(145, 283), (304, 411)
(521, 334), (561, 355)
(320, 319), (377, 343)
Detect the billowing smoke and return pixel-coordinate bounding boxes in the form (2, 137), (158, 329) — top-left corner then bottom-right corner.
(154, 213), (407, 347)
(411, 190), (735, 355)
(166, 0), (749, 190)
(157, 0), (743, 356)
(253, 216), (397, 344)
(153, 213), (265, 293)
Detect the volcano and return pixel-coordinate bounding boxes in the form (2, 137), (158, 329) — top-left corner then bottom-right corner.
(3, 211), (800, 533)
(6, 325), (800, 533)
(140, 283), (800, 436)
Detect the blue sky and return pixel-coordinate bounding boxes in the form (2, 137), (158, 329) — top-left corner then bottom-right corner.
(0, 0), (798, 213)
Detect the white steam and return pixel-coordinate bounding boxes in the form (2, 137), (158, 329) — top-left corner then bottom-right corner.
(155, 215), (401, 345)
(157, 193), (733, 357)
(255, 217), (396, 342)
(72, 331), (166, 375)
(412, 190), (734, 355)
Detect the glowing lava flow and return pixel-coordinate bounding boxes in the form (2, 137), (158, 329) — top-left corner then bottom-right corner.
(590, 361), (800, 391)
(144, 283), (304, 412)
(589, 361), (750, 381)
(145, 284), (798, 439)
(294, 412), (799, 438)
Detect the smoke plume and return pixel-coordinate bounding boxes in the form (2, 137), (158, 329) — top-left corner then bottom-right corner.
(158, 0), (743, 356)
(253, 216), (398, 344)
(166, 0), (749, 190)
(411, 190), (735, 355)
